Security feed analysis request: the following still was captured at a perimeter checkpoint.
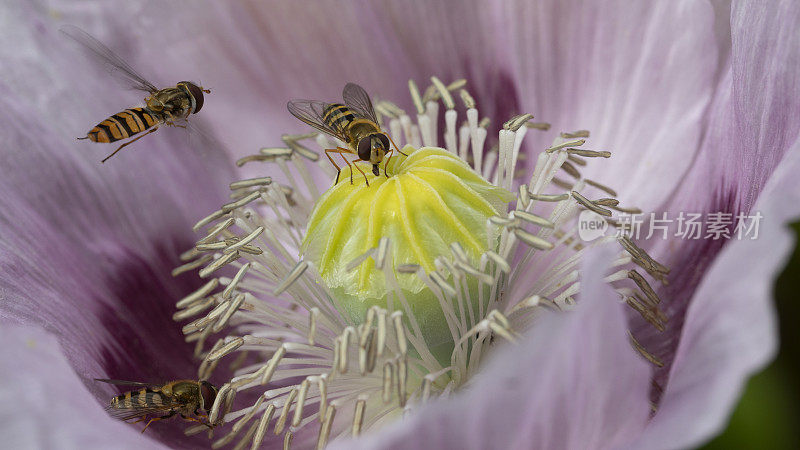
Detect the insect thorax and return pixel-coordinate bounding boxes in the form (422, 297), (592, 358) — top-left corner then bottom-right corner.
(348, 120), (380, 142)
(147, 87), (192, 119)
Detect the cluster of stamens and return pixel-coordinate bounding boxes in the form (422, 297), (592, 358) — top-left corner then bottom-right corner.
(170, 77), (668, 449)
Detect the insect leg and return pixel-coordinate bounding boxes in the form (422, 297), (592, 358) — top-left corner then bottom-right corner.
(141, 411), (176, 433)
(352, 161), (370, 187)
(166, 121), (188, 129)
(101, 126), (159, 163)
(386, 133), (407, 156)
(336, 148), (356, 185)
(330, 147), (359, 186)
(180, 414), (214, 429)
(324, 148), (343, 185)
(384, 147), (394, 176)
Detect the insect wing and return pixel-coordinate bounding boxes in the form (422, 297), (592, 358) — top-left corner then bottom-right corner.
(287, 100), (348, 141)
(95, 378), (153, 387)
(342, 82), (378, 123)
(105, 392), (176, 421)
(61, 25), (158, 93)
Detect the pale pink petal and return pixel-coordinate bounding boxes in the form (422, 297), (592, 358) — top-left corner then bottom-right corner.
(499, 0), (720, 212)
(632, 140), (800, 450)
(0, 324), (166, 449)
(631, 0), (800, 401)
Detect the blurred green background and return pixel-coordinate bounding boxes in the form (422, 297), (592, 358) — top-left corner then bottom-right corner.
(702, 222), (800, 449)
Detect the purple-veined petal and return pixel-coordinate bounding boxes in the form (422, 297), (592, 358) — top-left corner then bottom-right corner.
(333, 248), (652, 450)
(499, 0), (719, 213)
(0, 324), (167, 450)
(631, 0), (800, 404)
(632, 138), (800, 450)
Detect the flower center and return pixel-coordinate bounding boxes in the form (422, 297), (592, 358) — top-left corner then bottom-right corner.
(302, 145), (514, 362)
(171, 77), (668, 448)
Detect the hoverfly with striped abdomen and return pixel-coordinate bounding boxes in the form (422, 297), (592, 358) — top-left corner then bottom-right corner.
(95, 378), (219, 432)
(288, 83), (405, 186)
(61, 25), (209, 163)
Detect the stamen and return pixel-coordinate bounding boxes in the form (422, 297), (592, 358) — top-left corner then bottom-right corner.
(199, 251), (241, 278)
(222, 191), (261, 213)
(571, 191), (613, 217)
(566, 148), (611, 158)
(627, 270), (662, 306)
(193, 209), (228, 232)
(222, 263), (251, 299)
(172, 254), (213, 276)
(316, 405), (336, 450)
(172, 296), (216, 321)
(511, 210), (554, 228)
(272, 261), (309, 296)
(430, 76), (455, 109)
(224, 226), (264, 254)
(230, 177), (273, 190)
(259, 147), (293, 159)
(408, 79), (425, 115)
(176, 278), (219, 308)
(250, 404), (276, 450)
(546, 139), (585, 153)
(197, 217), (235, 245)
(560, 130), (590, 138)
(528, 193), (570, 202)
(207, 337), (244, 362)
(212, 293), (245, 333)
(512, 228), (554, 251)
(525, 121), (551, 130)
(291, 379), (310, 427)
(352, 397), (367, 436)
(282, 134), (321, 162)
(503, 113), (534, 132)
(628, 331), (664, 367)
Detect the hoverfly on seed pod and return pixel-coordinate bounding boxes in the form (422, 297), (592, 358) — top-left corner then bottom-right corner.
(95, 378), (219, 432)
(61, 25), (209, 163)
(288, 83), (405, 186)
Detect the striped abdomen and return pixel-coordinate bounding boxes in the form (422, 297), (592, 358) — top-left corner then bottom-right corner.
(85, 107), (159, 143)
(322, 103), (358, 137)
(110, 387), (171, 410)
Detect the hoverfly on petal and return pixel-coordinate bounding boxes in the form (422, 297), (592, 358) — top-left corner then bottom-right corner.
(95, 378), (219, 432)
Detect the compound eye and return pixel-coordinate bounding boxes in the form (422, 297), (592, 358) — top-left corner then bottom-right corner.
(357, 138), (371, 161)
(180, 81), (205, 114)
(379, 134), (390, 150)
(199, 381), (217, 411)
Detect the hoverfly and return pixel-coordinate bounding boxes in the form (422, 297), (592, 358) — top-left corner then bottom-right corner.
(95, 378), (219, 432)
(288, 83), (404, 186)
(62, 25), (209, 163)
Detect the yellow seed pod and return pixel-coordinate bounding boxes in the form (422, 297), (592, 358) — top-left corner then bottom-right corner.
(302, 146), (513, 353)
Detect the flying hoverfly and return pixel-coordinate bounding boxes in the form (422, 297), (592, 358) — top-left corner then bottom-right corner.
(288, 83), (404, 186)
(61, 25), (209, 163)
(95, 378), (219, 432)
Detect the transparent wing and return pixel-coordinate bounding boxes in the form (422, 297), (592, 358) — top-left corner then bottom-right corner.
(61, 25), (158, 93)
(104, 393), (176, 421)
(287, 100), (348, 141)
(342, 82), (378, 123)
(95, 378), (154, 387)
